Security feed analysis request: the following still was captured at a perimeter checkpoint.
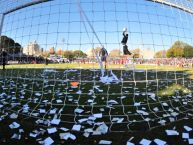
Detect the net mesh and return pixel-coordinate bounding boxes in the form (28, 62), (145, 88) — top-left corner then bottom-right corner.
(0, 0), (193, 138)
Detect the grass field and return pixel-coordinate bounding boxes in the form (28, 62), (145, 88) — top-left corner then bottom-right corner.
(0, 64), (193, 145)
(3, 63), (190, 70)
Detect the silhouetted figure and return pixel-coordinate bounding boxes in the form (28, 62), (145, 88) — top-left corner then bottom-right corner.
(1, 49), (7, 70)
(45, 57), (48, 65)
(99, 46), (108, 69)
(121, 28), (132, 55)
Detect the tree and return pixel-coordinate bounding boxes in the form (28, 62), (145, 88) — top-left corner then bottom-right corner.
(155, 50), (167, 58)
(57, 49), (63, 56)
(0, 35), (22, 54)
(132, 48), (141, 58)
(166, 41), (193, 58)
(73, 50), (87, 58)
(93, 47), (102, 56)
(63, 50), (74, 59)
(86, 47), (102, 58)
(14, 43), (22, 53)
(109, 49), (121, 57)
(42, 50), (50, 57)
(184, 45), (193, 57)
(49, 47), (55, 55)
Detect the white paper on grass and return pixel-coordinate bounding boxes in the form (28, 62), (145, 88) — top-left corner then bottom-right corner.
(9, 122), (20, 129)
(88, 99), (94, 103)
(126, 141), (135, 145)
(43, 100), (49, 103)
(108, 100), (118, 105)
(35, 92), (41, 97)
(165, 130), (179, 136)
(188, 139), (193, 144)
(171, 112), (179, 117)
(121, 96), (126, 99)
(136, 110), (149, 116)
(74, 108), (84, 114)
(100, 71), (119, 84)
(88, 116), (96, 121)
(154, 139), (166, 145)
(162, 103), (168, 107)
(158, 120), (166, 125)
(60, 133), (76, 140)
(112, 118), (124, 123)
(183, 102), (188, 105)
(99, 140), (112, 144)
(76, 90), (82, 94)
(44, 69), (57, 73)
(83, 132), (90, 138)
(11, 133), (21, 140)
(68, 98), (73, 102)
(142, 107), (146, 111)
(72, 124), (81, 131)
(19, 129), (24, 133)
(100, 108), (105, 112)
(139, 139), (151, 145)
(93, 113), (103, 118)
(148, 93), (156, 101)
(153, 107), (159, 112)
(47, 127), (57, 134)
(31, 113), (39, 117)
(10, 113), (18, 119)
(44, 137), (54, 145)
(78, 118), (88, 123)
(29, 133), (38, 138)
(111, 70), (119, 80)
(134, 102), (141, 107)
(49, 109), (57, 114)
(63, 69), (77, 74)
(20, 95), (25, 99)
(88, 90), (94, 95)
(84, 128), (94, 133)
(39, 109), (46, 113)
(95, 123), (108, 135)
(184, 126), (193, 132)
(182, 133), (189, 139)
(94, 86), (103, 92)
(60, 127), (69, 132)
(144, 118), (151, 122)
(50, 119), (60, 125)
(163, 114), (170, 118)
(56, 99), (62, 103)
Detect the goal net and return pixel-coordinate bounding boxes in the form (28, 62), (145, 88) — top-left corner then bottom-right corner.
(0, 0), (193, 140)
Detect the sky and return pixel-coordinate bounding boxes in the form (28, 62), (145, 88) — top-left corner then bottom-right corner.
(1, 0), (193, 53)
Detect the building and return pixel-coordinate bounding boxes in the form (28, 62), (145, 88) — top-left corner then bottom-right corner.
(86, 47), (102, 58)
(140, 48), (155, 59)
(23, 41), (42, 56)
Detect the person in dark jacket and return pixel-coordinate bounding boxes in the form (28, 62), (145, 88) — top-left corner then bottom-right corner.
(1, 49), (7, 70)
(99, 46), (108, 69)
(121, 28), (132, 55)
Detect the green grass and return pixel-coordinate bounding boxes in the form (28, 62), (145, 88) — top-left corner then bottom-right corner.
(2, 63), (192, 71)
(158, 83), (191, 96)
(0, 64), (193, 145)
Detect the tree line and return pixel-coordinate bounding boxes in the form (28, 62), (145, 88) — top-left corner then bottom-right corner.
(1, 36), (193, 58)
(46, 47), (87, 58)
(0, 36), (22, 53)
(155, 41), (193, 58)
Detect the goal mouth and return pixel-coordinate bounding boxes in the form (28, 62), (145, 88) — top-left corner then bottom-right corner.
(0, 0), (193, 144)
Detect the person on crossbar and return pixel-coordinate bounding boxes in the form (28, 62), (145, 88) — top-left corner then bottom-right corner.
(121, 28), (135, 69)
(121, 27), (132, 56)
